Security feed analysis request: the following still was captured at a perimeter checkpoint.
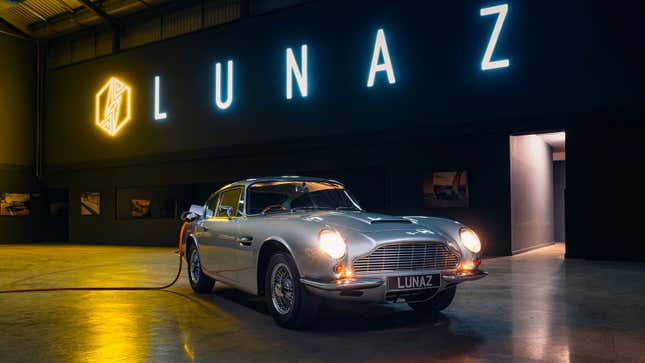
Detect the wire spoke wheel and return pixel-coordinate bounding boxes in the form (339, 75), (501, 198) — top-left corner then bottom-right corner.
(271, 262), (295, 315)
(189, 248), (201, 283)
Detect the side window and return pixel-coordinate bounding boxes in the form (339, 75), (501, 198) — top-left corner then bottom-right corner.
(217, 188), (243, 217)
(237, 188), (246, 216)
(204, 193), (220, 218)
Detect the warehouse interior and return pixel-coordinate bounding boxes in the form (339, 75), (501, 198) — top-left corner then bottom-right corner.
(0, 1), (644, 361)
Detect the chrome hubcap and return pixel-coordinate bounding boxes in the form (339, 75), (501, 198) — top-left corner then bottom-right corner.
(271, 263), (294, 315)
(189, 249), (201, 283)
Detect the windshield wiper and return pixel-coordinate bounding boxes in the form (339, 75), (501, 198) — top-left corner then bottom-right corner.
(336, 206), (360, 211)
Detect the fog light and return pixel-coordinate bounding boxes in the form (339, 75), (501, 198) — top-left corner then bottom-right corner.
(344, 268), (352, 278)
(460, 260), (475, 271)
(334, 264), (344, 274)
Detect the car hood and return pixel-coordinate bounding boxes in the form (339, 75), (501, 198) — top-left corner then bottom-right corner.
(300, 210), (442, 234)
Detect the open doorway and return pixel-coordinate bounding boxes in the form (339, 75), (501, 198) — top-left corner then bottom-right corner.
(509, 131), (566, 255)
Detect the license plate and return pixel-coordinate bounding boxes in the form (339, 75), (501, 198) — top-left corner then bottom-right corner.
(387, 274), (440, 291)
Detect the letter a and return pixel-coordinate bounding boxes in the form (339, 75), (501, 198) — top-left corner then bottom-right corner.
(367, 29), (396, 87)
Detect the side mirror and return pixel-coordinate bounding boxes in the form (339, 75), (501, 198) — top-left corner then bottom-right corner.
(219, 205), (233, 219)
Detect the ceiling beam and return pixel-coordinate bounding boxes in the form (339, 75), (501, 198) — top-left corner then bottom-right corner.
(78, 0), (121, 29)
(0, 17), (32, 40)
(77, 0), (122, 52)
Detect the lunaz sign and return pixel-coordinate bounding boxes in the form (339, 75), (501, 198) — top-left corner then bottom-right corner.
(100, 4), (510, 136)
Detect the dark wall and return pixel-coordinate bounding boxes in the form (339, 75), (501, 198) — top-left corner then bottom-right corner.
(45, 0), (602, 166)
(564, 0), (645, 261)
(47, 130), (511, 255)
(0, 33), (36, 243)
(40, 0), (645, 259)
(566, 112), (645, 261)
(553, 160), (566, 242)
(0, 34), (35, 167)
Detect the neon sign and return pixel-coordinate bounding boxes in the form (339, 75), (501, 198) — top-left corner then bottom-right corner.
(215, 60), (234, 110)
(480, 4), (510, 71)
(95, 3), (513, 132)
(95, 77), (132, 136)
(286, 44), (308, 99)
(154, 76), (167, 120)
(367, 29), (396, 87)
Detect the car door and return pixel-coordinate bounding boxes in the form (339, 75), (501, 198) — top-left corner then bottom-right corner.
(195, 192), (220, 273)
(201, 187), (244, 282)
(230, 187), (259, 292)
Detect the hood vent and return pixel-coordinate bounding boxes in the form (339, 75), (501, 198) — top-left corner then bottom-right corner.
(369, 219), (412, 224)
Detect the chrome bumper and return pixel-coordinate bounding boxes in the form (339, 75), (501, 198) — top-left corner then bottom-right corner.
(300, 269), (487, 302)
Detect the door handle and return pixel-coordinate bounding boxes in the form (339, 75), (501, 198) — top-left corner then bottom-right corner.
(238, 236), (253, 246)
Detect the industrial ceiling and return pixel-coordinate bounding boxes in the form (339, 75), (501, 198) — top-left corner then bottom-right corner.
(0, 0), (173, 39)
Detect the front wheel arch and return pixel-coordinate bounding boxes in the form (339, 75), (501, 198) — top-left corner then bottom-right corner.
(265, 252), (320, 328)
(257, 240), (291, 296)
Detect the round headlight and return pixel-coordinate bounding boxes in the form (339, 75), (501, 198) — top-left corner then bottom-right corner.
(319, 229), (346, 259)
(459, 227), (481, 254)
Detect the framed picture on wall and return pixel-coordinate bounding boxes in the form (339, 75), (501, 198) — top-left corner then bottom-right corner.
(131, 199), (152, 218)
(424, 171), (469, 208)
(0, 193), (31, 216)
(116, 185), (194, 220)
(80, 192), (101, 216)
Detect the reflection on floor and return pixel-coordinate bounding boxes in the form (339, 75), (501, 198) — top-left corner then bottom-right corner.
(0, 243), (644, 362)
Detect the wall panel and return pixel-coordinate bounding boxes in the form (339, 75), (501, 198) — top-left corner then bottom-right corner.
(162, 4), (203, 39)
(0, 33), (36, 242)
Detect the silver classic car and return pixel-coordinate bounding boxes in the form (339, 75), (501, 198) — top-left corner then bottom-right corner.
(181, 176), (487, 328)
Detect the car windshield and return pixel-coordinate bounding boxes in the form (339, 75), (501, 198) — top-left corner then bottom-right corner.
(247, 180), (362, 214)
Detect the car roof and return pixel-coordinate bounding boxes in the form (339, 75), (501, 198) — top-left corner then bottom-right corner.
(219, 176), (345, 191)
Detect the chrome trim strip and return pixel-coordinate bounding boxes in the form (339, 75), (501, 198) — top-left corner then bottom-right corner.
(300, 277), (384, 291)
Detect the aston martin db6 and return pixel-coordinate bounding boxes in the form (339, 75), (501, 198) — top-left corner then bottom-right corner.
(181, 176), (486, 328)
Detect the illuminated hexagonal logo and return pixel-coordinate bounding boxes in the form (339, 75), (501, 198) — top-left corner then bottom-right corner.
(95, 77), (132, 136)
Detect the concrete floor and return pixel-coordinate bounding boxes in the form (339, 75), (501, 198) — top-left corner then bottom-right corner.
(0, 243), (644, 363)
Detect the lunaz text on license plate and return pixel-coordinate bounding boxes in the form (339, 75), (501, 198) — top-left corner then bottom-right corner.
(388, 274), (439, 290)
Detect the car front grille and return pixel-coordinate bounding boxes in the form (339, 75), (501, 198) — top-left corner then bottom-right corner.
(353, 241), (460, 274)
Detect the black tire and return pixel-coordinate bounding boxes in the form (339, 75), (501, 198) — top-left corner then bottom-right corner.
(409, 286), (457, 313)
(265, 252), (319, 329)
(187, 243), (215, 293)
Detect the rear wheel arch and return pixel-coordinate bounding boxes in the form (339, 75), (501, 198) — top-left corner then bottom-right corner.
(186, 235), (215, 293)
